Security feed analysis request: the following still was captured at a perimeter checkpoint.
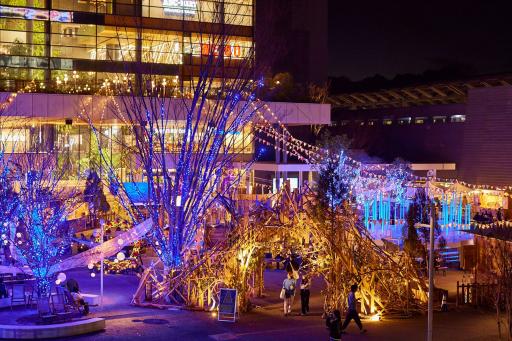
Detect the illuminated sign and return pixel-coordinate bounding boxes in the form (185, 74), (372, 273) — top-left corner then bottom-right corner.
(201, 44), (242, 58)
(50, 10), (73, 23)
(162, 0), (197, 17)
(0, 6), (72, 22)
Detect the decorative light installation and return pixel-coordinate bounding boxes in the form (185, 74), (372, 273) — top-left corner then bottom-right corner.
(0, 152), (79, 296)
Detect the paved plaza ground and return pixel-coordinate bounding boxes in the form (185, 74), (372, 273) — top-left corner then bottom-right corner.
(0, 268), (501, 341)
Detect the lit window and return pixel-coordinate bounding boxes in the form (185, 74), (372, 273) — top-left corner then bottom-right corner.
(414, 117), (428, 124)
(398, 117), (411, 125)
(433, 116), (446, 123)
(450, 115), (466, 123)
(382, 119), (393, 125)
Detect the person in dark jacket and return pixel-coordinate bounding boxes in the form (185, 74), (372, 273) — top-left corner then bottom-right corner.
(65, 279), (89, 315)
(300, 275), (310, 315)
(326, 309), (342, 341)
(341, 284), (367, 334)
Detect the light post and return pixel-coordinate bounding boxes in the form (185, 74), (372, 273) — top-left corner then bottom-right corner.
(100, 218), (105, 309)
(427, 206), (435, 341)
(415, 177), (436, 341)
(162, 78), (167, 96)
(415, 218), (434, 341)
(72, 71), (79, 92)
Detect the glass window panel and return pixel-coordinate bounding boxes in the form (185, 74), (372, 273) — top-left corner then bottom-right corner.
(51, 22), (96, 36)
(50, 70), (96, 92)
(450, 115), (466, 123)
(0, 18), (45, 32)
(224, 126), (252, 153)
(50, 23), (97, 59)
(52, 0), (93, 13)
(143, 0), (198, 20)
(56, 124), (82, 178)
(50, 24), (96, 59)
(52, 1), (113, 14)
(0, 20), (46, 56)
(224, 1), (252, 26)
(0, 0), (45, 8)
(112, 0), (135, 15)
(142, 29), (182, 64)
(0, 128), (29, 153)
(0, 68), (44, 82)
(96, 26), (136, 61)
(184, 33), (251, 58)
(143, 0), (225, 23)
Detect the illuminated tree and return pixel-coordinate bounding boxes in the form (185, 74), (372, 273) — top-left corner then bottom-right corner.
(402, 188), (441, 264)
(474, 234), (512, 339)
(0, 153), (79, 296)
(84, 3), (261, 274)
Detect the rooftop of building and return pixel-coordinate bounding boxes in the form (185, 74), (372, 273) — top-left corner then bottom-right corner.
(328, 72), (512, 110)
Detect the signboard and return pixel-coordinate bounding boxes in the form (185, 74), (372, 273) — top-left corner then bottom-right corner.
(201, 43), (242, 58)
(162, 0), (197, 17)
(218, 288), (237, 322)
(0, 6), (72, 22)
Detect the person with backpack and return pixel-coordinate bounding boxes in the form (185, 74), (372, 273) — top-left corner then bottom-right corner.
(341, 284), (367, 334)
(282, 271), (297, 316)
(326, 309), (343, 341)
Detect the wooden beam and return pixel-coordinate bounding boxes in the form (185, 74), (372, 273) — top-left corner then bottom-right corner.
(430, 86), (447, 97)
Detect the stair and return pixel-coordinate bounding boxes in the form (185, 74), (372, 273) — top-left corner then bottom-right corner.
(439, 247), (460, 268)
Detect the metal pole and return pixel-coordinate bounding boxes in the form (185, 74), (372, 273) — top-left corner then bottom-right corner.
(427, 186), (434, 341)
(100, 219), (104, 309)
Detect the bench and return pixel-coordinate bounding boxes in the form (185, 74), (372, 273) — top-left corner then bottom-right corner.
(81, 294), (100, 306)
(0, 294), (33, 309)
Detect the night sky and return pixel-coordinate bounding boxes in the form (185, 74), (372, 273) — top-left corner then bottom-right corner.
(328, 0), (512, 80)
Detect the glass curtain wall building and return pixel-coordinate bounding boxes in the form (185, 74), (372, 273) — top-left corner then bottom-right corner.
(0, 0), (254, 93)
(0, 0), (254, 179)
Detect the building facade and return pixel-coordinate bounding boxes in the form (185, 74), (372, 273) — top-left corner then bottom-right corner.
(329, 76), (512, 186)
(0, 0), (253, 92)
(0, 0), (330, 190)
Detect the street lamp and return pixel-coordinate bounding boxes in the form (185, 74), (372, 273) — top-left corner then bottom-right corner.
(415, 178), (436, 341)
(100, 218), (105, 309)
(415, 219), (434, 341)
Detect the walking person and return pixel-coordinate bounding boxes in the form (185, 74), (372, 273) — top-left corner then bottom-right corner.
(300, 275), (310, 315)
(282, 271), (296, 316)
(326, 309), (343, 341)
(341, 284), (367, 334)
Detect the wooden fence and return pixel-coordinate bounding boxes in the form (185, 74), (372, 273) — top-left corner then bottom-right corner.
(456, 281), (497, 308)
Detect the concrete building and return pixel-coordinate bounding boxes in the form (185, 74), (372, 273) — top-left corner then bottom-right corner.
(328, 74), (512, 186)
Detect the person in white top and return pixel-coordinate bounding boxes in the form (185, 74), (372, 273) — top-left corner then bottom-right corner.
(282, 271), (297, 316)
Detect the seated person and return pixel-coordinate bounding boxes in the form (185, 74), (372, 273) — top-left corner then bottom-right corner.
(65, 279), (89, 315)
